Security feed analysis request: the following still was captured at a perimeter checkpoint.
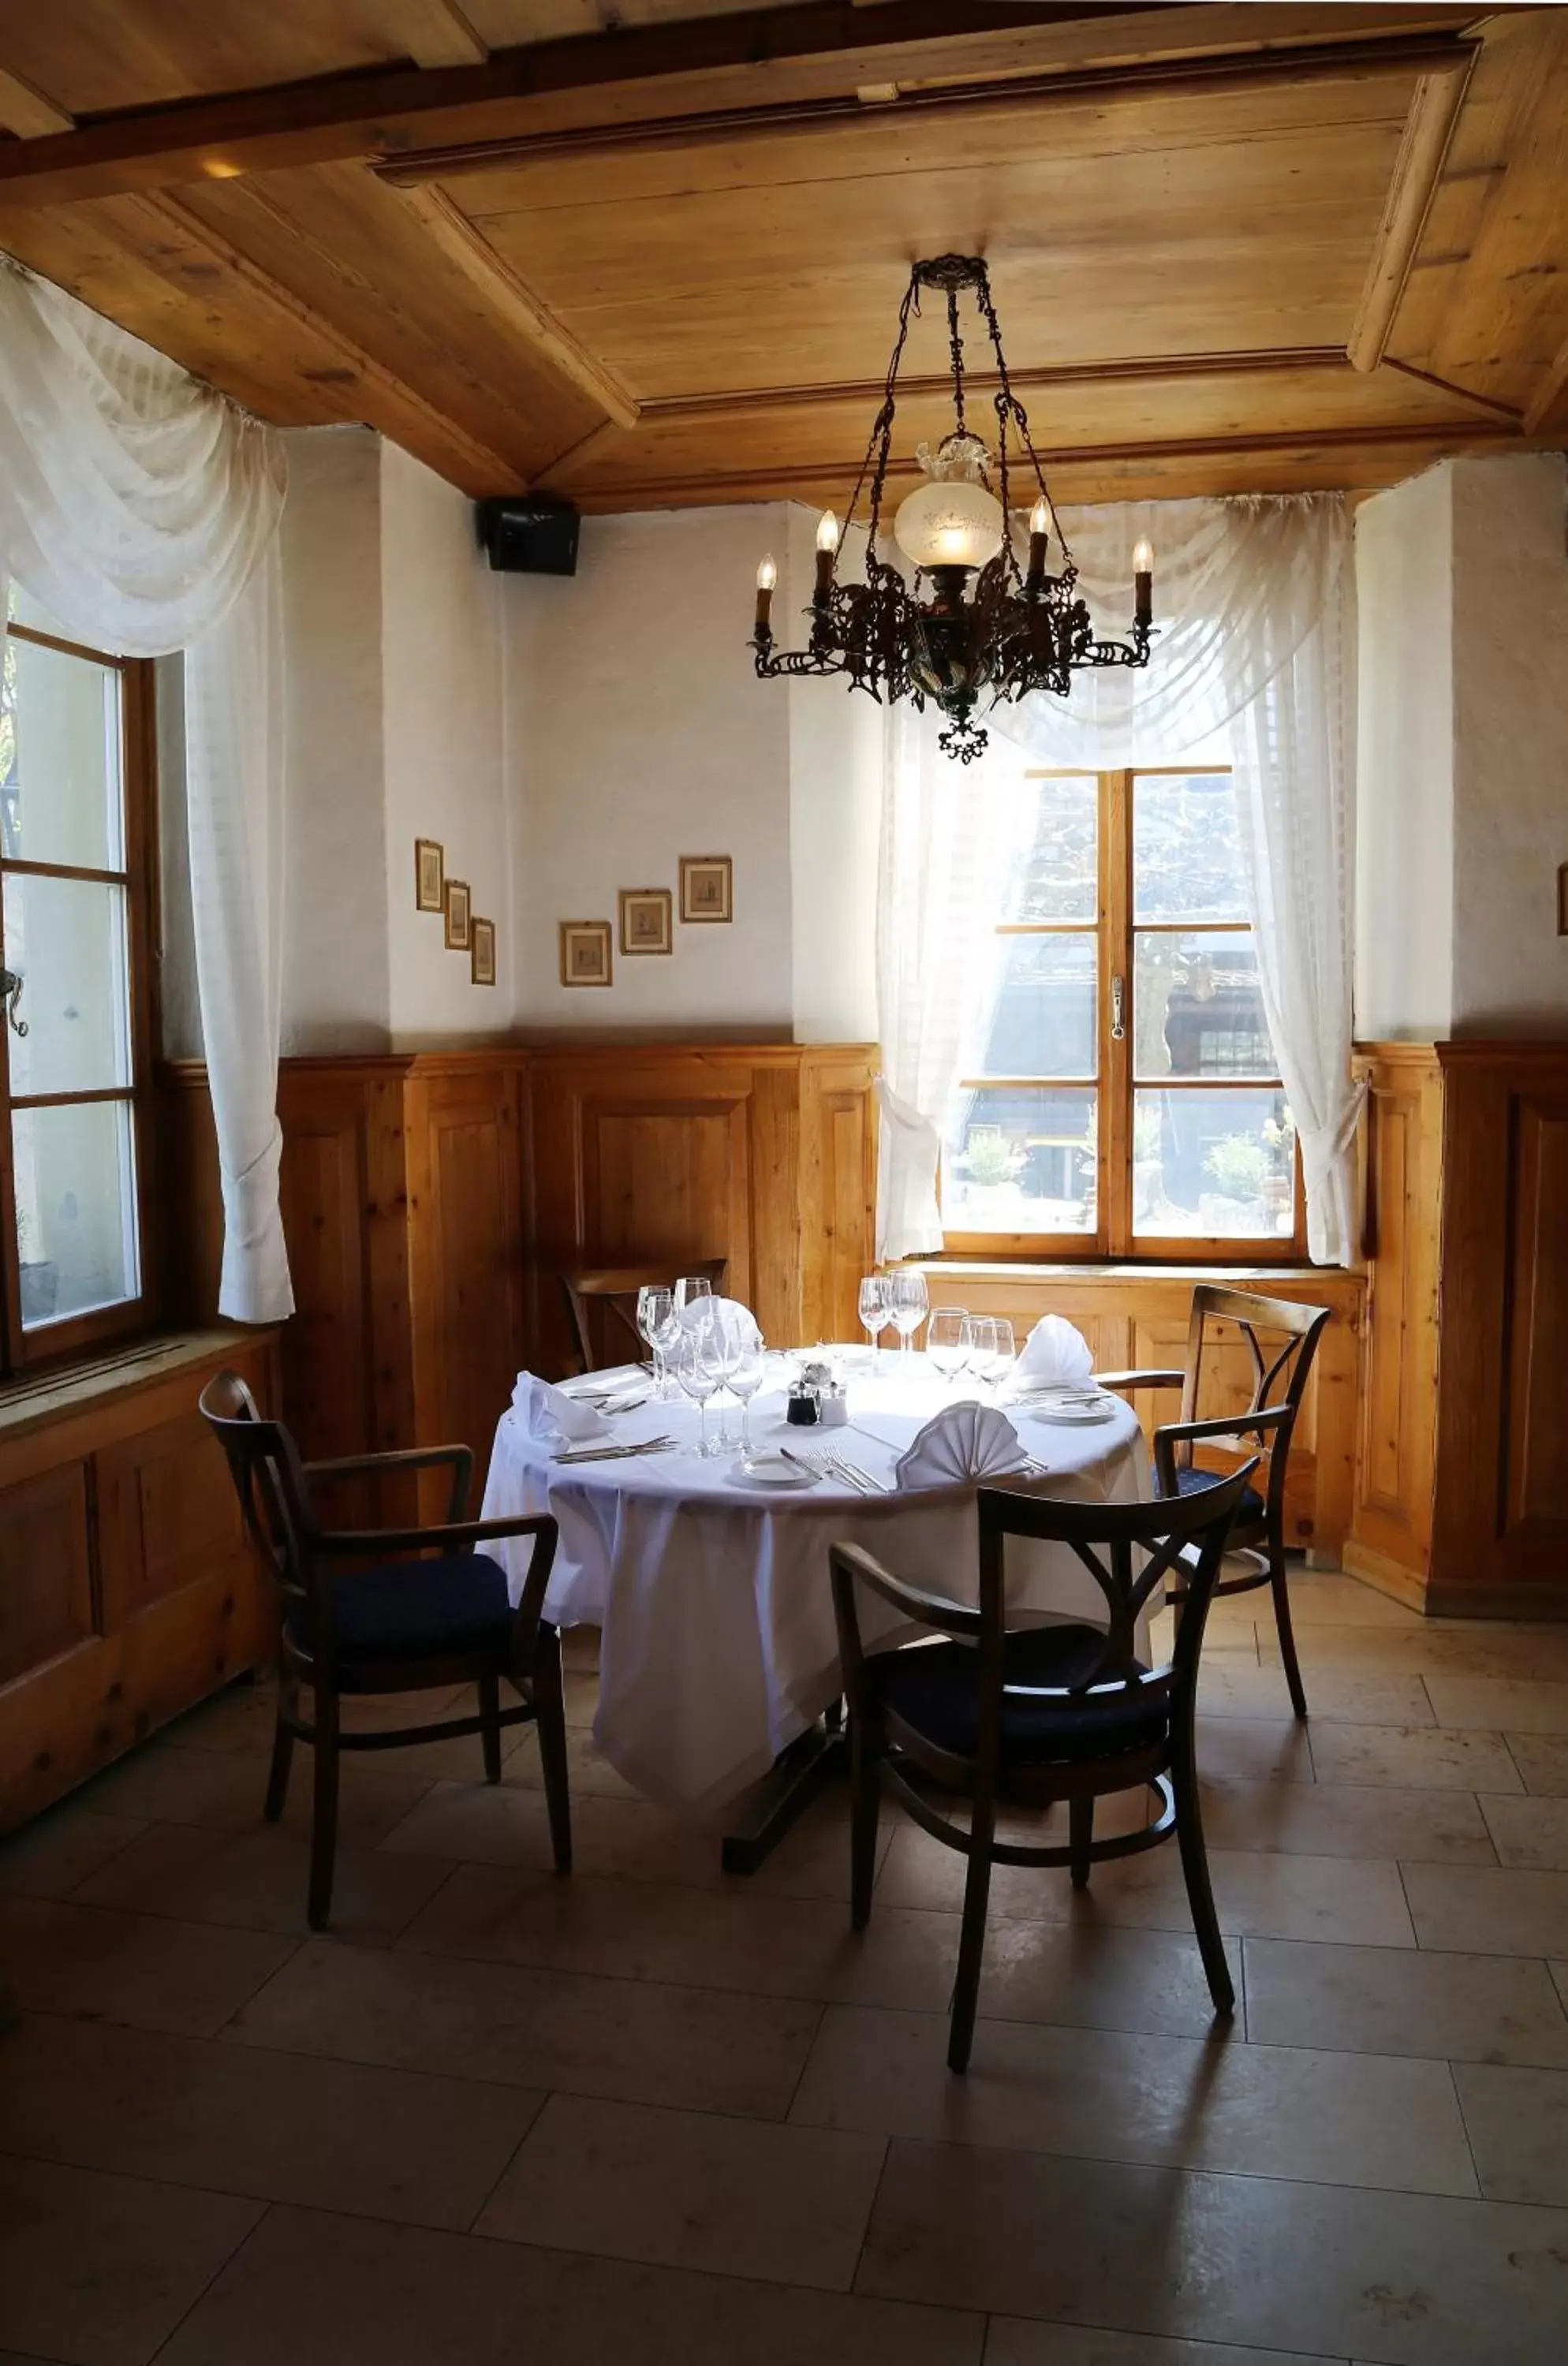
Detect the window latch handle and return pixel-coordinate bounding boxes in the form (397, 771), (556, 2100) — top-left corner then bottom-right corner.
(1, 965), (27, 1039)
(1111, 973), (1126, 1042)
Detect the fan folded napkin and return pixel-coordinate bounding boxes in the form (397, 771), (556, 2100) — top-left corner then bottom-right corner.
(1008, 1314), (1093, 1391)
(511, 1372), (610, 1445)
(677, 1294), (760, 1342)
(895, 1401), (1032, 1488)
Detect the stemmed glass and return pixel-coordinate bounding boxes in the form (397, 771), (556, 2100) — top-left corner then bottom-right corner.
(729, 1323), (768, 1454)
(927, 1308), (973, 1383)
(675, 1274), (713, 1315)
(969, 1316), (1016, 1394)
(670, 1324), (722, 1457)
(705, 1303), (745, 1450)
(858, 1274), (891, 1360)
(887, 1268), (930, 1357)
(637, 1284), (675, 1398)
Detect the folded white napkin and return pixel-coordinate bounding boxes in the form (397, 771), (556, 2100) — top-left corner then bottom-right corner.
(895, 1401), (1031, 1488)
(511, 1372), (610, 1445)
(1010, 1313), (1093, 1391)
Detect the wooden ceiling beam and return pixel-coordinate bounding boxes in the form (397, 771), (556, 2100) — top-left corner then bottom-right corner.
(1346, 50), (1473, 370)
(391, 184), (639, 429)
(0, 66), (73, 139)
(383, 1), (489, 69)
(0, 3), (1480, 210)
(1523, 330), (1568, 436)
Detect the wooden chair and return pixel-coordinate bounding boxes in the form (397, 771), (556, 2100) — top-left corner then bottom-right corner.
(831, 1464), (1260, 2073)
(1097, 1285), (1332, 1720)
(560, 1256), (729, 1374)
(199, 1371), (571, 1929)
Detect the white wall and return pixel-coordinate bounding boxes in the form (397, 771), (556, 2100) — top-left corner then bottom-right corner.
(786, 509), (880, 1043)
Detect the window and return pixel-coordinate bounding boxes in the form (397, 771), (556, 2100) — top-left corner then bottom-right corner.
(942, 767), (1301, 1260)
(0, 593), (158, 1371)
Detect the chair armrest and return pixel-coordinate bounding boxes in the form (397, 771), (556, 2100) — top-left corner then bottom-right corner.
(1093, 1368), (1185, 1393)
(830, 1540), (984, 1639)
(304, 1442), (473, 1523)
(315, 1511), (554, 1558)
(1153, 1406), (1290, 1498)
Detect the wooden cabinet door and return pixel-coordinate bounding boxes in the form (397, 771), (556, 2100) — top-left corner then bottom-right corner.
(0, 1463), (93, 1687)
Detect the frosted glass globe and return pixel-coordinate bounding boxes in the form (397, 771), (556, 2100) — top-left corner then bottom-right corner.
(894, 476), (1005, 572)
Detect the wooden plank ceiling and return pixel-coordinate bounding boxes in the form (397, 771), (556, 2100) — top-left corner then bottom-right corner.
(0, 1), (1563, 510)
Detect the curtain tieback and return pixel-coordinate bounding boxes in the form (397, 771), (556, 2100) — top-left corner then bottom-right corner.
(1296, 1075), (1367, 1196)
(874, 1073), (939, 1150)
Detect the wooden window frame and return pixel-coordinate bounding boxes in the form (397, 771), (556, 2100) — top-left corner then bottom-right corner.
(0, 619), (161, 1376)
(943, 765), (1307, 1265)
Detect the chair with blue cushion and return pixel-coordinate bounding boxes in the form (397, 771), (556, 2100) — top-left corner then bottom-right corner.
(831, 1465), (1258, 2073)
(1097, 1285), (1332, 1721)
(199, 1371), (570, 1930)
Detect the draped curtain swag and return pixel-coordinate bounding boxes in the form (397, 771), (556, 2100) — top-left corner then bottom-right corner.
(875, 493), (1359, 1267)
(0, 262), (292, 1319)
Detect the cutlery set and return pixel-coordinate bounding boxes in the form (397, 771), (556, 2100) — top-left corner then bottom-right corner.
(551, 1434), (674, 1465)
(782, 1444), (892, 1495)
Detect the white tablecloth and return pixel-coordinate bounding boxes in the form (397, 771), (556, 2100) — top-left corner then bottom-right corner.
(480, 1349), (1149, 1816)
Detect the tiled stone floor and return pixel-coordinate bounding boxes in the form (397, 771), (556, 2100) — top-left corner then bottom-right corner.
(4, 1568), (1568, 2364)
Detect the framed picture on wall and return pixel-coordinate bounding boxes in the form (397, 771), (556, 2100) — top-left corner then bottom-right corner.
(444, 878), (472, 950)
(471, 916), (497, 986)
(619, 886), (673, 956)
(415, 838), (445, 912)
(560, 919), (613, 987)
(680, 854), (733, 924)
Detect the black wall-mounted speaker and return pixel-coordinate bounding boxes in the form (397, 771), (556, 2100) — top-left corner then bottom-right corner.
(476, 497), (581, 577)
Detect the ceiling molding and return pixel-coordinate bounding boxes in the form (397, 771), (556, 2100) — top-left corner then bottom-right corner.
(1523, 330), (1568, 436)
(0, 66), (73, 139)
(1381, 355), (1523, 424)
(1346, 51), (1473, 371)
(391, 183), (640, 429)
(534, 416), (625, 491)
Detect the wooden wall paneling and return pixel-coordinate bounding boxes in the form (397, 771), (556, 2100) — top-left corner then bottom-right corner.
(0, 1465), (93, 1689)
(746, 1058), (804, 1349)
(799, 1047), (878, 1346)
(1505, 1088), (1568, 1532)
(95, 1409), (247, 1629)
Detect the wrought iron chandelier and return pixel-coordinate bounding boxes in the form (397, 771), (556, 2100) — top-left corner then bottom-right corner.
(749, 254), (1153, 763)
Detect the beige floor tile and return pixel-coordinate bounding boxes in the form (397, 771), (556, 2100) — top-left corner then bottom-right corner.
(1454, 2062), (1568, 2205)
(790, 2005), (1474, 2194)
(1309, 1721), (1521, 1792)
(477, 2092), (887, 2287)
(226, 1934), (821, 2118)
(506, 1722), (642, 1800)
(381, 1782), (731, 1884)
(0, 1894), (295, 2039)
(155, 2202), (985, 2366)
(1479, 1793), (1568, 1871)
(980, 1920), (1244, 2040)
(1193, 1716), (1315, 1784)
(1508, 1733), (1568, 1796)
(0, 1800), (147, 1900)
(0, 2153), (261, 2366)
(73, 1820), (454, 1945)
(1199, 1659), (1432, 1726)
(1278, 1573), (1426, 1628)
(80, 1741), (434, 1845)
(1403, 1863), (1568, 1957)
(1199, 1776), (1494, 1862)
(986, 2325), (1348, 2366)
(1426, 1675), (1568, 1736)
(857, 2136), (1568, 2360)
(1264, 1623), (1568, 1682)
(0, 2013), (540, 2230)
(1241, 1936), (1568, 2066)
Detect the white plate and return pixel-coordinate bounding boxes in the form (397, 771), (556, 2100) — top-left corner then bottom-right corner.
(732, 1451), (818, 1488)
(1025, 1400), (1118, 1425)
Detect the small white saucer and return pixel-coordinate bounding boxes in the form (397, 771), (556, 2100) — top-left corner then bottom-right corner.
(733, 1450), (818, 1488)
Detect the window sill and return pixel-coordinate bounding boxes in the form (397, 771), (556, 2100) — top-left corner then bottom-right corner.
(0, 1326), (280, 1442)
(913, 1256), (1362, 1286)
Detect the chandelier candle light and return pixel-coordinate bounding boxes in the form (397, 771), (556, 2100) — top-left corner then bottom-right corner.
(749, 256), (1154, 761)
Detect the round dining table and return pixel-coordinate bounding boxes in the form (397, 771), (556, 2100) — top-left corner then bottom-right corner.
(480, 1347), (1150, 1830)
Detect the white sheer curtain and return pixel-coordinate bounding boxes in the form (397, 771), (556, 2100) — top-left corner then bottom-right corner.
(876, 493), (1360, 1266)
(0, 261), (293, 1319)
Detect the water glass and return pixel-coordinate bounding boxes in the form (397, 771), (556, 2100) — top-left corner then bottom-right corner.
(888, 1267), (929, 1357)
(637, 1284), (675, 1396)
(675, 1274), (714, 1314)
(969, 1316), (1015, 1390)
(670, 1327), (721, 1457)
(730, 1332), (768, 1454)
(927, 1308), (973, 1381)
(858, 1274), (891, 1358)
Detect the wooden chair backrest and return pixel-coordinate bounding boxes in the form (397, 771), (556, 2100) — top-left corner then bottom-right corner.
(1174, 1285), (1331, 1518)
(198, 1370), (319, 1618)
(560, 1256), (729, 1372)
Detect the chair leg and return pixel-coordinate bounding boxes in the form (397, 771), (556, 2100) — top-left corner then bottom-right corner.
(948, 1802), (996, 2075)
(1266, 1531), (1309, 1720)
(478, 1670), (502, 1783)
(848, 1715), (879, 1932)
(1070, 1793), (1094, 1890)
(308, 1689), (340, 1931)
(1171, 1740), (1234, 2017)
(532, 1629), (573, 1875)
(263, 1674), (296, 1822)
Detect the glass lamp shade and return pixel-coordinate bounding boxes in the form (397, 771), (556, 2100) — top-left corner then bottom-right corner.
(893, 476), (1006, 572)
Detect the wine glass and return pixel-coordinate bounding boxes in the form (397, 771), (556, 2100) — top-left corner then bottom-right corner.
(971, 1316), (1014, 1390)
(675, 1274), (714, 1315)
(637, 1284), (674, 1397)
(729, 1321), (768, 1455)
(858, 1274), (891, 1360)
(927, 1308), (973, 1383)
(670, 1325), (721, 1457)
(887, 1267), (929, 1357)
(704, 1301), (745, 1450)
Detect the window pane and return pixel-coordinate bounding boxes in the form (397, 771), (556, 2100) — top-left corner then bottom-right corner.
(2, 873), (133, 1095)
(945, 1085), (1096, 1233)
(978, 933), (1096, 1077)
(1013, 775), (1097, 921)
(2, 629), (124, 871)
(1133, 1089), (1295, 1237)
(13, 1099), (140, 1326)
(1133, 930), (1275, 1080)
(1133, 772), (1246, 924)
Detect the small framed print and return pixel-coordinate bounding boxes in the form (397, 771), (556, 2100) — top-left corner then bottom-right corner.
(680, 853), (733, 924)
(444, 878), (472, 951)
(619, 886), (673, 956)
(560, 919), (612, 987)
(415, 838), (445, 913)
(470, 915), (497, 987)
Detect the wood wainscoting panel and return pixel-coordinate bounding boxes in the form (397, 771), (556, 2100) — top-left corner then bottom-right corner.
(0, 1464), (94, 1689)
(1506, 1089), (1568, 1529)
(96, 1410), (245, 1629)
(801, 1049), (879, 1348)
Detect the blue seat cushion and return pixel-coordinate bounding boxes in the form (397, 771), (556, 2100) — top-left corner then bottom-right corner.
(1170, 1464), (1267, 1527)
(286, 1553), (515, 1668)
(872, 1622), (1167, 1767)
